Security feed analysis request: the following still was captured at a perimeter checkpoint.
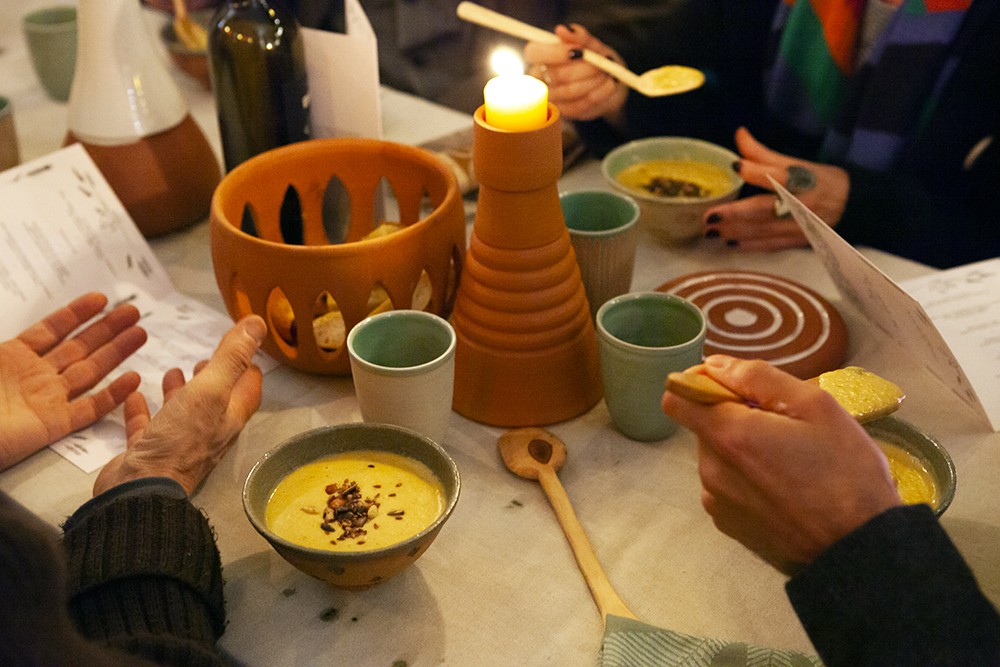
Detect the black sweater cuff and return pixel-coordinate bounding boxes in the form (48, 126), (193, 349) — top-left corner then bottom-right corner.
(787, 504), (1000, 666)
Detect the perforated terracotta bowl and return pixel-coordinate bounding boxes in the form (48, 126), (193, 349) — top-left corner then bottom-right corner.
(210, 138), (466, 374)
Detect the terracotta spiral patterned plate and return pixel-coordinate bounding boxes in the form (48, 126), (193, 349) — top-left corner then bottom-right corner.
(657, 271), (848, 379)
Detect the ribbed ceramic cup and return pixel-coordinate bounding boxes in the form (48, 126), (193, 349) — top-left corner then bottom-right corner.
(596, 292), (706, 441)
(347, 310), (456, 445)
(561, 190), (640, 318)
(22, 6), (78, 102)
(0, 97), (19, 172)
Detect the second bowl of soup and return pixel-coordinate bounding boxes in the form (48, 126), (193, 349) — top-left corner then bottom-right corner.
(602, 136), (743, 245)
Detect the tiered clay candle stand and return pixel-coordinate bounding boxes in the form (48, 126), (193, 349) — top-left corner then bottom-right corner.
(451, 103), (603, 426)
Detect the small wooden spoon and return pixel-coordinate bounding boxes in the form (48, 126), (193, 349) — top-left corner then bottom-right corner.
(498, 427), (637, 623)
(456, 2), (704, 98)
(172, 0), (208, 52)
(666, 366), (905, 423)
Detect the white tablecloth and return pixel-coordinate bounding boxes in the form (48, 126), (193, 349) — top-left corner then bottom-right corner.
(3, 4), (1000, 665)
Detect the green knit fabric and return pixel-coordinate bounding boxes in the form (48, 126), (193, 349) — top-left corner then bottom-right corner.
(62, 494), (227, 667)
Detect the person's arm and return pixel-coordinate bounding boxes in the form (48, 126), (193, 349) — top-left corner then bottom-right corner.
(788, 504), (1000, 667)
(2, 314), (265, 667)
(60, 314), (263, 664)
(62, 481), (227, 667)
(661, 355), (1000, 664)
(835, 156), (1000, 269)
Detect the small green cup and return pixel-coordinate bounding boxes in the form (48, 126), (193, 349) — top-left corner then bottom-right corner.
(22, 6), (78, 102)
(560, 189), (640, 318)
(597, 292), (706, 441)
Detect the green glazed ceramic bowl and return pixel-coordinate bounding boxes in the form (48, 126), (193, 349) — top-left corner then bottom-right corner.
(864, 416), (956, 517)
(602, 136), (742, 246)
(244, 423), (461, 589)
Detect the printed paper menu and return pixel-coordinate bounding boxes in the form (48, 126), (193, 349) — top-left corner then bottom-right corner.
(0, 144), (276, 472)
(775, 180), (997, 431)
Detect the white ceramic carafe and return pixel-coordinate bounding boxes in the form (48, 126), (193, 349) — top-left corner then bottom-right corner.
(65, 0), (221, 237)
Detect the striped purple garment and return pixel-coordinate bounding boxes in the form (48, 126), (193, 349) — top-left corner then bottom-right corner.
(765, 0), (973, 171)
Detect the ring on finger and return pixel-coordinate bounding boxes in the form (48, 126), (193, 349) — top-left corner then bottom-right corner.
(785, 165), (817, 193)
(773, 195), (792, 219)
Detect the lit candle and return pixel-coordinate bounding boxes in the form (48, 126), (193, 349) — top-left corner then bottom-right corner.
(483, 48), (548, 131)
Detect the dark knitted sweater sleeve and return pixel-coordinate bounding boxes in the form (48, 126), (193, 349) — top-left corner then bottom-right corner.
(786, 504), (1000, 666)
(62, 489), (228, 667)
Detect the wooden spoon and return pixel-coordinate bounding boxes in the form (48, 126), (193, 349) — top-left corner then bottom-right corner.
(498, 427), (637, 623)
(666, 366), (905, 423)
(172, 0), (208, 52)
(456, 2), (704, 98)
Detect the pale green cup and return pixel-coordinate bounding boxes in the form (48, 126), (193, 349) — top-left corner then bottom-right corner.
(347, 310), (456, 445)
(560, 189), (640, 318)
(596, 292), (706, 441)
(22, 6), (78, 102)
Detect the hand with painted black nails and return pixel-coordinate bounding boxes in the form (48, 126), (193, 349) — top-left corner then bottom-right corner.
(523, 23), (628, 124)
(703, 127), (850, 252)
(0, 292), (147, 470)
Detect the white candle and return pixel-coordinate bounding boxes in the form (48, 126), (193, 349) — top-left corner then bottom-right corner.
(483, 73), (548, 131)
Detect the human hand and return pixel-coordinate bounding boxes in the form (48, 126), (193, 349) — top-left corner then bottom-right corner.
(0, 293), (146, 471)
(661, 355), (902, 575)
(523, 24), (628, 123)
(93, 315), (266, 496)
(704, 127), (851, 251)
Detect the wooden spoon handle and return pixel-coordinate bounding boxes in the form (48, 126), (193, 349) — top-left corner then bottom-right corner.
(457, 2), (560, 45)
(536, 466), (637, 622)
(171, 0), (189, 22)
(580, 50), (645, 90)
(666, 372), (743, 405)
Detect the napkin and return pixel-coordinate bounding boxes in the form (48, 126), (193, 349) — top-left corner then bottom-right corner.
(599, 615), (823, 667)
(301, 0), (382, 139)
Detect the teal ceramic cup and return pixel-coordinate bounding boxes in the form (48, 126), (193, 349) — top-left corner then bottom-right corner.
(347, 310), (456, 445)
(22, 6), (78, 102)
(596, 292), (706, 441)
(560, 190), (640, 318)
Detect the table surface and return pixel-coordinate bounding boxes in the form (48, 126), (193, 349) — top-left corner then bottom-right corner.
(4, 4), (1000, 665)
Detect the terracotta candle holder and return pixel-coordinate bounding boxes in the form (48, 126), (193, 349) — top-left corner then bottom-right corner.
(451, 104), (603, 426)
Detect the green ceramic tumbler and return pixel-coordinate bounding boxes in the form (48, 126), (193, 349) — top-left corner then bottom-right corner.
(597, 292), (706, 441)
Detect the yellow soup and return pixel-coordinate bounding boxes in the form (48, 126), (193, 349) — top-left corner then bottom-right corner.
(615, 159), (734, 199)
(266, 450), (445, 552)
(876, 440), (938, 509)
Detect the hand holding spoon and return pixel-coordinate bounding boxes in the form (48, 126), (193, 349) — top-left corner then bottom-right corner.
(498, 427), (637, 623)
(666, 366), (905, 423)
(456, 2), (704, 98)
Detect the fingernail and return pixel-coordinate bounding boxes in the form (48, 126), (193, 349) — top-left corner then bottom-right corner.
(726, 239), (739, 248)
(706, 213), (721, 225)
(568, 48), (583, 60)
(243, 315), (267, 345)
(731, 160), (742, 172)
(703, 355), (727, 368)
(705, 228), (720, 239)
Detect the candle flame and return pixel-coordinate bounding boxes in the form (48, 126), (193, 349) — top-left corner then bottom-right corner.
(490, 48), (525, 78)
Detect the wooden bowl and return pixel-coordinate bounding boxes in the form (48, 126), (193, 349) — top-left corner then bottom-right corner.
(210, 138), (466, 374)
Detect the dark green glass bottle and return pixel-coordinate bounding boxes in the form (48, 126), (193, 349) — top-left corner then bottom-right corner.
(208, 0), (310, 172)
